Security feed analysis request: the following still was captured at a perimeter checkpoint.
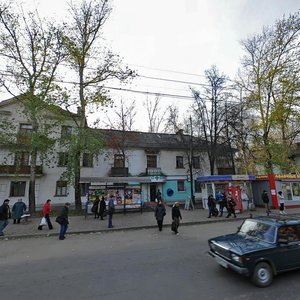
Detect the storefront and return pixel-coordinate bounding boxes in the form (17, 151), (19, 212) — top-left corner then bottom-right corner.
(254, 174), (300, 208)
(197, 175), (255, 212)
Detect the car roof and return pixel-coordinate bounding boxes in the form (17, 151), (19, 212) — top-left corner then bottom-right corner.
(249, 215), (300, 227)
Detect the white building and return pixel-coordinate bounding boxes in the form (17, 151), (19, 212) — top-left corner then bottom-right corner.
(0, 96), (235, 209)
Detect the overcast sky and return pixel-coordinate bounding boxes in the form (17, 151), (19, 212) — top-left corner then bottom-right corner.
(3, 0), (300, 131)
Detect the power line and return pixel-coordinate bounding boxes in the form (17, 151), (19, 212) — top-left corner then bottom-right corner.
(0, 70), (240, 102)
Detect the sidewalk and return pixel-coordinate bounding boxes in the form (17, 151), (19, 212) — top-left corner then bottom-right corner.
(2, 206), (300, 240)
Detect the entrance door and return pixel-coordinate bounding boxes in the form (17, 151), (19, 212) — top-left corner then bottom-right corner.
(150, 184), (157, 201)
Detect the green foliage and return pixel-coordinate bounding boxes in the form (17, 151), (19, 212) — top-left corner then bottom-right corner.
(240, 11), (300, 174)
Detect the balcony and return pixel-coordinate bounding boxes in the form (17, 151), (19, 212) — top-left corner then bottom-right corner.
(111, 167), (129, 177)
(0, 165), (43, 175)
(146, 167), (162, 176)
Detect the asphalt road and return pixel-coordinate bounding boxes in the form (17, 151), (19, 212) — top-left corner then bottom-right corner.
(0, 221), (299, 300)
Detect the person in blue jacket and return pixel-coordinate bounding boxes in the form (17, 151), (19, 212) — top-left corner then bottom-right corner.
(12, 198), (27, 224)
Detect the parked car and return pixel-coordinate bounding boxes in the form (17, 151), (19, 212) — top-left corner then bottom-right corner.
(208, 215), (300, 287)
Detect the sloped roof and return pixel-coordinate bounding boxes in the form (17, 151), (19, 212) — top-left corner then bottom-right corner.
(97, 128), (223, 152)
(0, 94), (79, 118)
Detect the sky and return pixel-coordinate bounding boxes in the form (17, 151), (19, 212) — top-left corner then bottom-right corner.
(2, 0), (300, 131)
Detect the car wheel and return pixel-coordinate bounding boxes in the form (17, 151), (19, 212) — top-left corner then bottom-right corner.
(251, 262), (273, 287)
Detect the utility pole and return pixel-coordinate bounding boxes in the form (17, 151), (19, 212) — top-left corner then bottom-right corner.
(189, 116), (195, 206)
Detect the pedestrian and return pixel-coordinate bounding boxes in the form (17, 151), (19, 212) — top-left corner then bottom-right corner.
(107, 195), (115, 228)
(262, 190), (271, 214)
(99, 196), (106, 220)
(278, 191), (286, 214)
(0, 199), (11, 236)
(57, 202), (70, 240)
(215, 190), (222, 210)
(38, 199), (53, 230)
(219, 192), (227, 217)
(12, 198), (27, 224)
(226, 193), (237, 218)
(154, 200), (166, 231)
(207, 194), (217, 218)
(92, 196), (100, 219)
(172, 202), (182, 235)
(156, 189), (162, 201)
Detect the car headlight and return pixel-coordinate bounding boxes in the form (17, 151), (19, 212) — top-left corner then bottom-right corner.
(231, 253), (242, 263)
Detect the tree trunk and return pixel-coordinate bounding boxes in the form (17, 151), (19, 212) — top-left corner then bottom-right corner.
(74, 150), (82, 211)
(29, 147), (37, 213)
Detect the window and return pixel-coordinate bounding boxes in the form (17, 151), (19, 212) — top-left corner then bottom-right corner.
(18, 123), (33, 143)
(61, 126), (73, 139)
(114, 154), (125, 168)
(147, 155), (157, 168)
(58, 152), (69, 166)
(192, 156), (200, 169)
(177, 180), (185, 192)
(14, 152), (30, 166)
(82, 153), (93, 167)
(19, 123), (33, 133)
(194, 180), (202, 193)
(55, 181), (68, 196)
(80, 183), (90, 196)
(10, 181), (26, 197)
(176, 156), (184, 168)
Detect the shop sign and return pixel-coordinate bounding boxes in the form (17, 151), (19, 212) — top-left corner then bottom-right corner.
(150, 176), (165, 182)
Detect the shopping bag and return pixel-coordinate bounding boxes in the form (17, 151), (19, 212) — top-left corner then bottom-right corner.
(39, 217), (47, 226)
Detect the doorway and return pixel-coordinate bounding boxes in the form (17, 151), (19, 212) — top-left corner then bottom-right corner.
(150, 184), (157, 201)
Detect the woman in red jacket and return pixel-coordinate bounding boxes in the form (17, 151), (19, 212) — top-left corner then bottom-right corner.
(38, 199), (53, 230)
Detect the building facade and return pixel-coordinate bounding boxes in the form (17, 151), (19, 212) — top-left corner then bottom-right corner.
(0, 97), (235, 209)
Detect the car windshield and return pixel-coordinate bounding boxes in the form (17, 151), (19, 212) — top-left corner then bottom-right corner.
(238, 219), (276, 243)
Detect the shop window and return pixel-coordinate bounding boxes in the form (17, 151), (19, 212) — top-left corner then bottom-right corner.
(82, 153), (93, 167)
(192, 156), (200, 169)
(10, 181), (26, 197)
(177, 180), (185, 192)
(176, 156), (184, 168)
(58, 152), (69, 166)
(114, 154), (125, 167)
(194, 180), (202, 193)
(55, 181), (67, 196)
(147, 155), (157, 168)
(292, 182), (300, 197)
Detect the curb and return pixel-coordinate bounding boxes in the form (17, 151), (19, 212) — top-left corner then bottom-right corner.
(3, 212), (300, 241)
(0, 216), (247, 240)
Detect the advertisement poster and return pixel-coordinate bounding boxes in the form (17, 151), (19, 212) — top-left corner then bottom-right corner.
(226, 186), (242, 213)
(89, 187), (141, 209)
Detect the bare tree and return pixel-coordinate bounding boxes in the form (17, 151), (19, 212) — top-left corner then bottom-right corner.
(164, 105), (183, 133)
(105, 99), (136, 131)
(191, 65), (231, 175)
(144, 96), (166, 133)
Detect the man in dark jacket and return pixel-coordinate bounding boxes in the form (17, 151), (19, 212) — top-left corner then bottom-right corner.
(99, 196), (106, 220)
(107, 195), (115, 228)
(58, 202), (70, 240)
(154, 200), (166, 231)
(0, 199), (11, 236)
(172, 202), (182, 235)
(262, 190), (271, 214)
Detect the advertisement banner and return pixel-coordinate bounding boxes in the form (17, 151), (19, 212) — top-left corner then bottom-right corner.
(226, 186), (242, 213)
